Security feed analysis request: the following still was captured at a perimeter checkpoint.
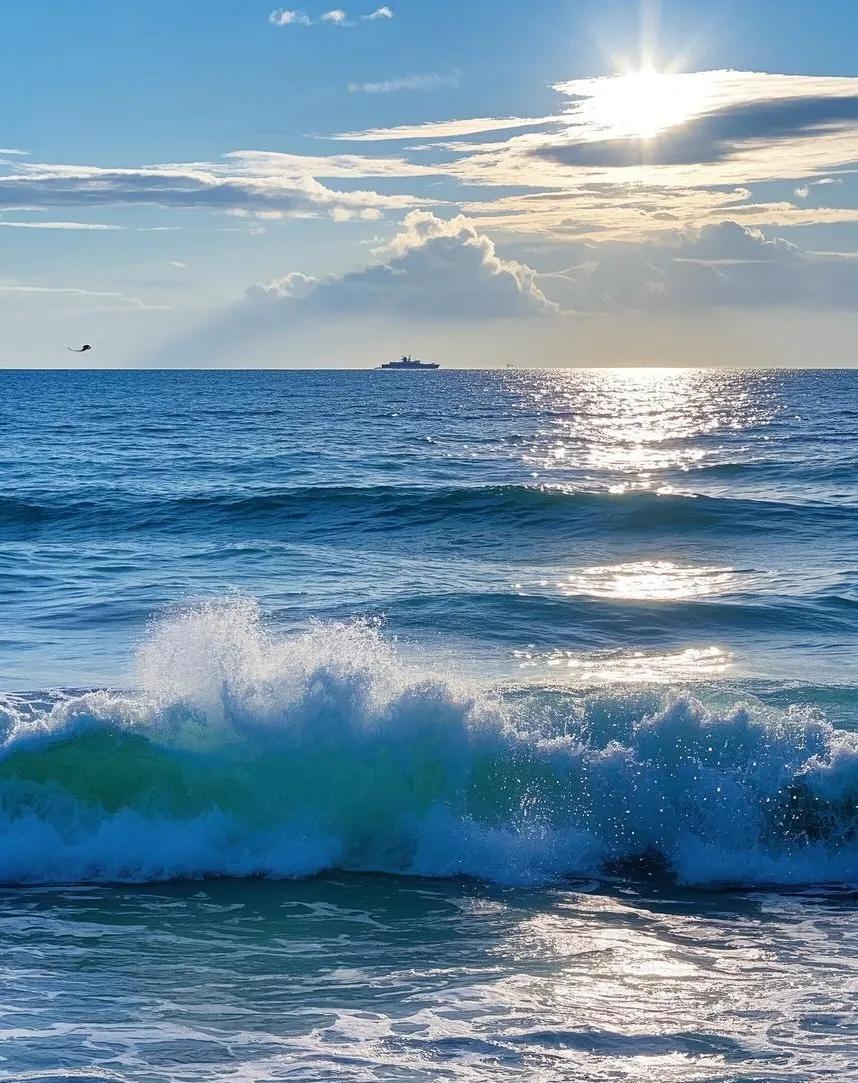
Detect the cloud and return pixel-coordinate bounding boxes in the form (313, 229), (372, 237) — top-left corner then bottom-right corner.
(0, 158), (423, 219)
(0, 220), (122, 230)
(269, 6), (389, 28)
(537, 221), (858, 312)
(795, 176), (844, 198)
(223, 148), (440, 179)
(327, 69), (858, 238)
(156, 214), (858, 368)
(155, 212), (555, 366)
(534, 93), (858, 170)
(0, 148), (28, 156)
(437, 73), (858, 216)
(6, 66), (858, 256)
(348, 71), (460, 94)
(0, 285), (165, 310)
(332, 115), (556, 141)
(268, 9), (312, 25)
(249, 210), (555, 318)
(167, 261), (187, 268)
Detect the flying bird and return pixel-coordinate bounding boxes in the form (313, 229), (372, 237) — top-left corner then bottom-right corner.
(66, 344), (93, 352)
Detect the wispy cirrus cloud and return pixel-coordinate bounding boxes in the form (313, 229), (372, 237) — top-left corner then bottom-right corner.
(0, 284), (167, 310)
(348, 71), (460, 94)
(0, 220), (122, 230)
(222, 148), (440, 179)
(332, 115), (556, 141)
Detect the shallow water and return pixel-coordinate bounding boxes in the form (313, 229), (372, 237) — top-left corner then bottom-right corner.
(0, 877), (855, 1082)
(0, 368), (856, 1079)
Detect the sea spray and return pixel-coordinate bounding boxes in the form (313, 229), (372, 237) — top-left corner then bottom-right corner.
(0, 599), (855, 886)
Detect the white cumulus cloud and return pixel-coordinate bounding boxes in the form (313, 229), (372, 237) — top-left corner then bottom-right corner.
(268, 8), (312, 25)
(250, 210), (555, 317)
(362, 5), (393, 18)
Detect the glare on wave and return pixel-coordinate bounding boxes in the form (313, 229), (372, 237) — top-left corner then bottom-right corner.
(560, 560), (735, 601)
(514, 645), (732, 682)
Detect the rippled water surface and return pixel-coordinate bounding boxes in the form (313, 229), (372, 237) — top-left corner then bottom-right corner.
(0, 368), (856, 1080)
(1, 878), (856, 1082)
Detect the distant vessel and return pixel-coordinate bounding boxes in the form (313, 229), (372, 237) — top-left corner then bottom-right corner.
(380, 354), (440, 370)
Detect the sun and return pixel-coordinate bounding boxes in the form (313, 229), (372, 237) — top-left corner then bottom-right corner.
(574, 67), (713, 141)
(590, 68), (690, 139)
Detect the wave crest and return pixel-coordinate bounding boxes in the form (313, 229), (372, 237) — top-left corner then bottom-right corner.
(0, 600), (856, 886)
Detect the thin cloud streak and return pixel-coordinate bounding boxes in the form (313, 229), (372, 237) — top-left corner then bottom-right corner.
(0, 220), (122, 230)
(331, 115), (558, 141)
(348, 71), (460, 94)
(0, 285), (166, 310)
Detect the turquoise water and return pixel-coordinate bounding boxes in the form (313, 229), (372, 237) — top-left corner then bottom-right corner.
(0, 368), (856, 1079)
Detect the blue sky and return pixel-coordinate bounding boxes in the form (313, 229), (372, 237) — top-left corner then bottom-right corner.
(3, 0), (858, 366)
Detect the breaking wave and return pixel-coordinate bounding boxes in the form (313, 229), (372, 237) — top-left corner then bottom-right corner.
(0, 600), (855, 887)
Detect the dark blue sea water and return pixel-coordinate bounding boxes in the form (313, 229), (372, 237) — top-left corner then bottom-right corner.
(0, 368), (856, 1081)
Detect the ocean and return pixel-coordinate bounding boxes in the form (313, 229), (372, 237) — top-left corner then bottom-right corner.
(0, 367), (856, 1081)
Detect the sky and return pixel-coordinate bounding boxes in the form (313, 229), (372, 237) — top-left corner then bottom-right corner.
(3, 0), (858, 367)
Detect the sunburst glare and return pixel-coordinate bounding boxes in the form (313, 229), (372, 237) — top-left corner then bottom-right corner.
(565, 68), (720, 140)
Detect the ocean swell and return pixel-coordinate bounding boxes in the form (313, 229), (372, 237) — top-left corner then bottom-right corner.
(3, 483), (855, 543)
(0, 600), (856, 887)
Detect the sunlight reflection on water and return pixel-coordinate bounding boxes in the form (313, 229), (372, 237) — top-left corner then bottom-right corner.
(521, 368), (780, 484)
(514, 645), (733, 683)
(559, 561), (736, 601)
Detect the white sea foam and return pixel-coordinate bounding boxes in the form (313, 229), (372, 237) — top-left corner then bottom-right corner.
(0, 599), (855, 886)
